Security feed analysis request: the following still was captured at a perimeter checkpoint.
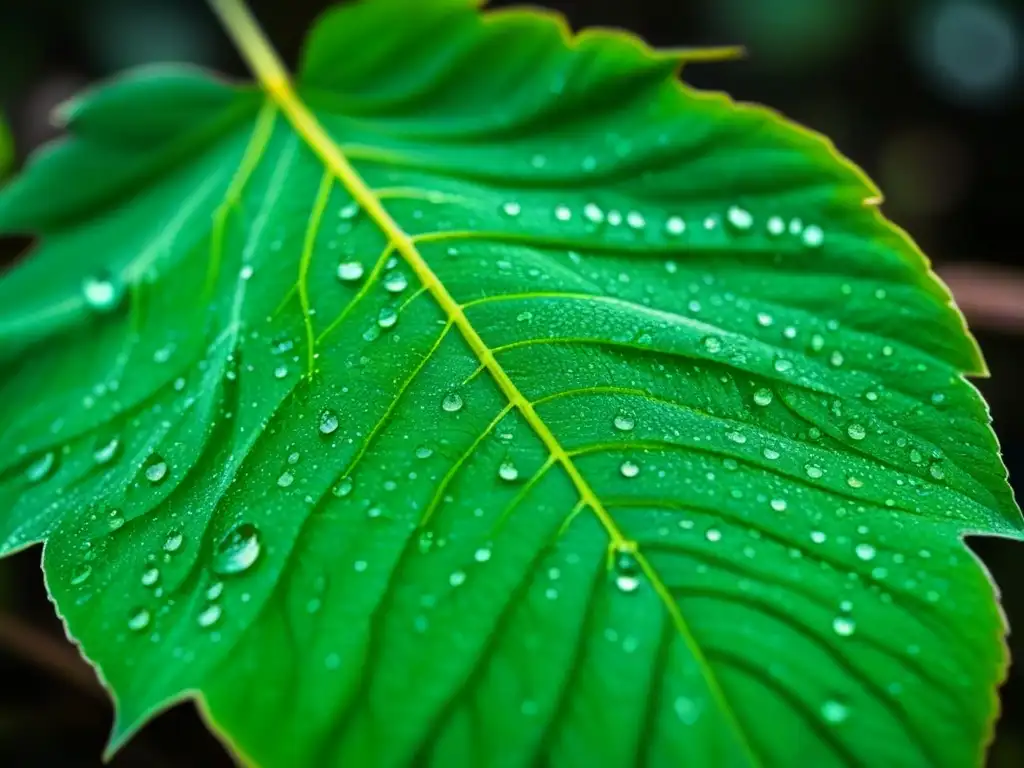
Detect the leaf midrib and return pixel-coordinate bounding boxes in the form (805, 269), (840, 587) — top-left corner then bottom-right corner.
(208, 0), (761, 763)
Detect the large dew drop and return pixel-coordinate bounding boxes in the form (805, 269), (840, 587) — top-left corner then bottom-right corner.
(82, 273), (123, 313)
(212, 522), (262, 576)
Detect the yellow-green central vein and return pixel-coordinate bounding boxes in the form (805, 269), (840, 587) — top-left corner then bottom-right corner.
(206, 1), (760, 763)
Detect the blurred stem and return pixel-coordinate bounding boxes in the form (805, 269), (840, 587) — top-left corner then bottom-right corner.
(941, 263), (1024, 335)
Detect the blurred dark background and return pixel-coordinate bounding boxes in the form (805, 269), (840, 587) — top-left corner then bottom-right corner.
(0, 0), (1021, 765)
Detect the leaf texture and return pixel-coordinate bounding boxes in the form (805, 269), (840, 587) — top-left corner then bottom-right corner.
(0, 1), (1019, 766)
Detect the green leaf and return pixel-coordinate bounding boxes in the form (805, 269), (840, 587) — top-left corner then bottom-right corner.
(0, 0), (1019, 765)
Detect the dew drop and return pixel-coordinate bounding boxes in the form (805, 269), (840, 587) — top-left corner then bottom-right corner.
(753, 388), (773, 407)
(821, 699), (849, 724)
(71, 564), (93, 586)
(613, 413), (635, 432)
(93, 437), (121, 466)
(338, 202), (360, 220)
(802, 225), (825, 248)
(163, 530), (183, 553)
(337, 261), (365, 282)
(333, 477), (354, 497)
(415, 446), (434, 459)
(198, 604), (222, 628)
(847, 423), (867, 441)
(929, 464), (945, 481)
(665, 216), (686, 236)
(442, 392), (464, 413)
(206, 582), (224, 601)
(855, 543), (876, 561)
(619, 460), (640, 478)
(583, 202), (604, 224)
(319, 410), (339, 435)
(502, 201), (522, 217)
(626, 211), (646, 229)
(498, 461), (520, 482)
(804, 464), (824, 479)
(766, 216), (786, 236)
(811, 531), (827, 544)
(25, 452), (56, 483)
(770, 498), (788, 512)
(141, 567), (160, 588)
(702, 336), (723, 354)
(277, 471), (295, 488)
(554, 205), (572, 222)
(384, 272), (408, 293)
(144, 457), (168, 485)
(725, 431), (747, 445)
(474, 547), (492, 563)
(705, 528), (722, 543)
(274, 365), (289, 380)
(773, 358), (794, 374)
(613, 549), (641, 593)
(128, 607), (151, 632)
(726, 205), (753, 231)
(212, 523), (261, 575)
(377, 307), (398, 329)
(832, 616), (856, 637)
(449, 570), (467, 587)
(107, 509), (125, 531)
(82, 273), (123, 313)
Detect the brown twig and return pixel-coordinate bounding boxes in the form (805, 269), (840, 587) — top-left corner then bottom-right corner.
(940, 263), (1024, 335)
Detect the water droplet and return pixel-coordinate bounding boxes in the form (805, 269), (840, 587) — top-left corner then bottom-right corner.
(847, 476), (864, 489)
(702, 336), (723, 354)
(832, 616), (856, 637)
(554, 205), (572, 222)
(847, 423), (867, 441)
(107, 509), (125, 531)
(319, 410), (339, 435)
(770, 498), (788, 512)
(163, 530), (183, 553)
(725, 431), (747, 445)
(753, 388), (773, 407)
(674, 696), (701, 724)
(855, 543), (876, 561)
(929, 464), (945, 481)
(82, 273), (123, 313)
(25, 452), (56, 483)
(626, 211), (646, 229)
(206, 582), (224, 601)
(756, 312), (774, 327)
(726, 205), (753, 230)
(277, 471), (295, 488)
(762, 447), (780, 460)
(384, 272), (408, 293)
(442, 392), (463, 413)
(377, 307), (398, 329)
(339, 202), (360, 220)
(811, 531), (827, 544)
(274, 365), (289, 380)
(705, 528), (722, 542)
(415, 446), (434, 460)
(333, 477), (353, 497)
(498, 461), (519, 482)
(502, 201), (522, 217)
(141, 567), (160, 587)
(766, 216), (786, 236)
(583, 202), (604, 223)
(71, 564), (92, 586)
(665, 216), (686, 236)
(212, 523), (261, 575)
(128, 607), (151, 632)
(805, 464), (824, 479)
(337, 261), (365, 282)
(144, 457), (168, 485)
(93, 437), (120, 466)
(198, 604), (222, 628)
(613, 549), (641, 593)
(773, 358), (794, 374)
(613, 413), (635, 432)
(449, 570), (467, 587)
(821, 699), (849, 724)
(803, 225), (825, 248)
(620, 460), (640, 478)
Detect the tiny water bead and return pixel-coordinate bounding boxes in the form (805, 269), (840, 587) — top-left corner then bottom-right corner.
(144, 456), (168, 485)
(620, 460), (640, 478)
(502, 201), (522, 217)
(442, 392), (464, 413)
(212, 522), (262, 576)
(770, 498), (788, 512)
(613, 550), (641, 593)
(705, 528), (722, 543)
(141, 567), (160, 587)
(377, 307), (398, 329)
(337, 261), (365, 282)
(726, 205), (753, 231)
(128, 607), (151, 632)
(333, 477), (354, 497)
(804, 464), (824, 479)
(855, 543), (877, 561)
(82, 273), (122, 312)
(613, 413), (636, 432)
(198, 604), (222, 628)
(753, 388), (774, 407)
(811, 531), (827, 544)
(766, 216), (786, 236)
(583, 202), (604, 223)
(25, 452), (56, 483)
(554, 205), (572, 222)
(802, 225), (825, 248)
(93, 437), (121, 465)
(319, 410), (339, 436)
(449, 570), (467, 587)
(832, 616), (856, 637)
(384, 272), (408, 293)
(163, 530), (184, 553)
(71, 564), (93, 586)
(206, 582), (224, 600)
(626, 211), (646, 229)
(277, 471), (295, 488)
(498, 461), (520, 482)
(773, 358), (794, 374)
(821, 700), (849, 724)
(415, 446), (434, 459)
(665, 216), (686, 236)
(474, 547), (492, 563)
(107, 510), (125, 531)
(339, 202), (360, 220)
(702, 336), (723, 354)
